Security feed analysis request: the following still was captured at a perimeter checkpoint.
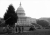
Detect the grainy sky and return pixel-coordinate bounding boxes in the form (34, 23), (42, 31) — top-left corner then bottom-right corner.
(0, 0), (50, 19)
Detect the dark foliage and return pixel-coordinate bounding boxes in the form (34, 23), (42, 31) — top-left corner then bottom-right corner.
(4, 4), (18, 27)
(36, 20), (49, 27)
(29, 27), (35, 31)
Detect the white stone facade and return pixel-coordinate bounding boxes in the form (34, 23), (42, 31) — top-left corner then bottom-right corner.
(15, 2), (37, 26)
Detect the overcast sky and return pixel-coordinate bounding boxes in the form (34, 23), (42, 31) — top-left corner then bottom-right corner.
(0, 0), (50, 19)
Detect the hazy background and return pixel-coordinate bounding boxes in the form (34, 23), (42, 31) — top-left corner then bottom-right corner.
(0, 0), (50, 19)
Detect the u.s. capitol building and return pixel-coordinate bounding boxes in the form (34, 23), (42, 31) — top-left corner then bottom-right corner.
(15, 2), (37, 26)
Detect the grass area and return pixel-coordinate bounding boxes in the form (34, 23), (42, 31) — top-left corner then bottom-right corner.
(0, 29), (50, 35)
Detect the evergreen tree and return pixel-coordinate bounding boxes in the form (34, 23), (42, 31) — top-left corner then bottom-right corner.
(4, 4), (18, 27)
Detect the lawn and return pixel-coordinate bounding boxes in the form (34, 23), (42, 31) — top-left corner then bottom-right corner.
(0, 29), (50, 35)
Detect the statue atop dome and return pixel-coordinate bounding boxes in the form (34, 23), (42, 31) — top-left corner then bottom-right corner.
(20, 2), (21, 6)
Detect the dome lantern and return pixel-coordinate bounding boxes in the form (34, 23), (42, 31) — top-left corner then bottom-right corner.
(16, 2), (25, 17)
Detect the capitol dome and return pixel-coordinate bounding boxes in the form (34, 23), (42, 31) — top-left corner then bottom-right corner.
(16, 2), (25, 17)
